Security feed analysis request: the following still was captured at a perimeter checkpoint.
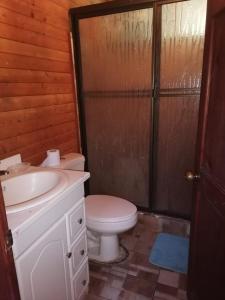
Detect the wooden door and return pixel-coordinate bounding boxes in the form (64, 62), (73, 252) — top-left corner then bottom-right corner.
(15, 218), (71, 300)
(0, 185), (20, 300)
(188, 1), (225, 299)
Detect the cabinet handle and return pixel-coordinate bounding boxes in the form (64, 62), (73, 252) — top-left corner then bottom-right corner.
(66, 252), (72, 258)
(82, 280), (87, 286)
(78, 218), (83, 224)
(80, 249), (85, 256)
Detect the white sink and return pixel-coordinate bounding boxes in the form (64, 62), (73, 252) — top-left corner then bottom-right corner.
(2, 170), (68, 214)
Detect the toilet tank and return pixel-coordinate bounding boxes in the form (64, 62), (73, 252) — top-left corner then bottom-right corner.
(59, 153), (85, 171)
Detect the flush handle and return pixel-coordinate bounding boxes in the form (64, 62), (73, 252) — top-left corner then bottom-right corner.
(185, 171), (200, 182)
(80, 249), (85, 256)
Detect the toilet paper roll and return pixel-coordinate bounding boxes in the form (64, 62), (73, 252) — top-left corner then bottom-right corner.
(41, 149), (60, 167)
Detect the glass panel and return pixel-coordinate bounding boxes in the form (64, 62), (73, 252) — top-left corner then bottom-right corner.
(153, 0), (207, 217)
(160, 0), (207, 89)
(154, 96), (200, 216)
(79, 9), (153, 208)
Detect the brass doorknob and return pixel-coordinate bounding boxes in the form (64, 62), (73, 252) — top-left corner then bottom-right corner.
(185, 171), (200, 181)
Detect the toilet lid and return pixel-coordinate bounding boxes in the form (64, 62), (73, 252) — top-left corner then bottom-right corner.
(85, 195), (137, 223)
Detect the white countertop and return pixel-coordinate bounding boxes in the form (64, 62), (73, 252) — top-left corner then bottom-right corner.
(5, 167), (90, 234)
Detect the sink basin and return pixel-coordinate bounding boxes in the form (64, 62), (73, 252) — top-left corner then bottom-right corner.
(2, 170), (68, 214)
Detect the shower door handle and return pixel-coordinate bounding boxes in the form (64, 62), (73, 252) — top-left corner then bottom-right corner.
(185, 171), (200, 182)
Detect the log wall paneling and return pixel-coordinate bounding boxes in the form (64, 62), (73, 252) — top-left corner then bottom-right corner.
(0, 7), (68, 40)
(0, 0), (80, 165)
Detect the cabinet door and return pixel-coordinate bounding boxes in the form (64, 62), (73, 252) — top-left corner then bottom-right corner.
(16, 218), (71, 300)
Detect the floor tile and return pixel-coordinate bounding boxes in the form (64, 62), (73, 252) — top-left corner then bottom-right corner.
(120, 235), (139, 251)
(123, 274), (157, 298)
(87, 214), (189, 300)
(177, 289), (188, 300)
(130, 252), (159, 274)
(90, 271), (108, 281)
(88, 277), (107, 297)
(155, 283), (177, 296)
(119, 290), (152, 299)
(111, 278), (125, 289)
(154, 290), (178, 300)
(84, 294), (106, 300)
(158, 270), (179, 288)
(99, 284), (121, 300)
(178, 274), (187, 290)
(138, 270), (158, 282)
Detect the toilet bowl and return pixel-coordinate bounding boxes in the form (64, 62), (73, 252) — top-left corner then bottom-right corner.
(85, 195), (137, 262)
(57, 153), (138, 262)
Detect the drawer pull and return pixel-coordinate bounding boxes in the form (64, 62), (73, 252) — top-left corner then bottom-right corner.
(80, 249), (85, 256)
(78, 218), (83, 225)
(82, 280), (87, 286)
(66, 252), (72, 258)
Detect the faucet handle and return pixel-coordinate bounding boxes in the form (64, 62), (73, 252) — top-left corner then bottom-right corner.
(0, 170), (9, 176)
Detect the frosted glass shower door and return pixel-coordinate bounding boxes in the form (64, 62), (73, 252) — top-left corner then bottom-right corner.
(79, 9), (153, 208)
(153, 0), (207, 217)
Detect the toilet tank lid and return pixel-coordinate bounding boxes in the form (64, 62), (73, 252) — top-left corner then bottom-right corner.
(59, 152), (85, 168)
(61, 153), (85, 161)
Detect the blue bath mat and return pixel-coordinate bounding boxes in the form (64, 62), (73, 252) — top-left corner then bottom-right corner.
(149, 233), (189, 274)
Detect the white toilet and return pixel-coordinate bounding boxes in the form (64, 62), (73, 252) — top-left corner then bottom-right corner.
(58, 153), (137, 262)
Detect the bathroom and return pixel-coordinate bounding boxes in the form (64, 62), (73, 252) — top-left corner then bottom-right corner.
(0, 0), (225, 300)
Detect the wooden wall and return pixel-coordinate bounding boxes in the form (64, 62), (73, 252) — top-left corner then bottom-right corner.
(0, 0), (80, 165)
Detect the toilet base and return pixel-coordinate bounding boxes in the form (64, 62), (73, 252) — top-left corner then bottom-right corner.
(87, 231), (120, 263)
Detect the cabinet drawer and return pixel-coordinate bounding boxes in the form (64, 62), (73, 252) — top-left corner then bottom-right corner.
(67, 201), (85, 245)
(72, 259), (89, 300)
(70, 230), (87, 277)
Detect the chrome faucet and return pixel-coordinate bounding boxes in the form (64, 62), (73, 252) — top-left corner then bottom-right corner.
(0, 170), (9, 176)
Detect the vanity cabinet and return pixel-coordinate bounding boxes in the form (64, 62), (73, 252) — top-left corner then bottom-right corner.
(13, 182), (89, 300)
(15, 218), (71, 300)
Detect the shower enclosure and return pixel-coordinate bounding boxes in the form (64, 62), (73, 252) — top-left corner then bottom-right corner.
(70, 0), (207, 219)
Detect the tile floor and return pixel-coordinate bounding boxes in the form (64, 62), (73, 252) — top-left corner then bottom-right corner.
(85, 213), (190, 300)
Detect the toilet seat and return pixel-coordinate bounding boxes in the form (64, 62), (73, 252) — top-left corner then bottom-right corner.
(85, 195), (137, 261)
(85, 195), (137, 223)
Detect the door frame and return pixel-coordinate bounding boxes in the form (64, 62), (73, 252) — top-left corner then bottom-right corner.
(69, 0), (193, 217)
(0, 185), (20, 299)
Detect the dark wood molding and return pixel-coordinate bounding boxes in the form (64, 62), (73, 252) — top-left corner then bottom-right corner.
(69, 0), (189, 19)
(150, 1), (162, 215)
(69, 0), (154, 19)
(159, 88), (201, 97)
(82, 88), (200, 98)
(0, 185), (20, 300)
(70, 11), (90, 196)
